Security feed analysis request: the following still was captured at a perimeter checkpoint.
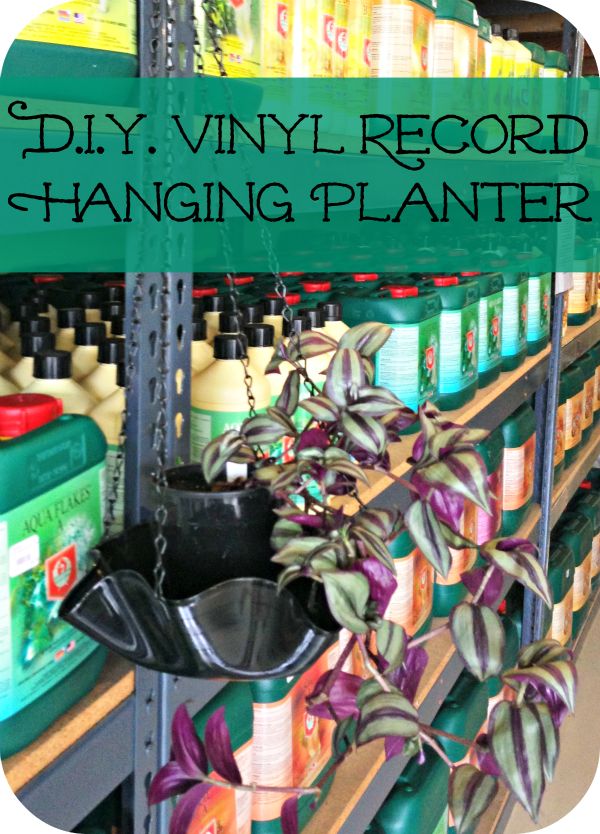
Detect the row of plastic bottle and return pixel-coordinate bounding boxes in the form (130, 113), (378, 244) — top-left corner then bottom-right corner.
(556, 344), (600, 476)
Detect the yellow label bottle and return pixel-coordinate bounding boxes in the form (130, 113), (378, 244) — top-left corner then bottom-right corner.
(191, 319), (214, 376)
(370, 0), (435, 78)
(333, 0), (350, 77)
(81, 290), (103, 324)
(203, 295), (227, 344)
(71, 322), (107, 381)
(245, 323), (276, 377)
(24, 350), (97, 415)
(8, 332), (55, 390)
(81, 338), (125, 402)
(292, 0), (335, 77)
(55, 307), (86, 352)
(347, 0), (372, 77)
(263, 297), (285, 342)
(89, 365), (126, 534)
(320, 302), (350, 342)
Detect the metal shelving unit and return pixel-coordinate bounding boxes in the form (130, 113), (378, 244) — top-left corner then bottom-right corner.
(1, 3), (594, 834)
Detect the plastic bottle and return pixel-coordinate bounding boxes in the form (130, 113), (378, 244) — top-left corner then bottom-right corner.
(526, 261), (552, 356)
(571, 493), (600, 590)
(100, 301), (124, 337)
(71, 322), (107, 382)
(81, 338), (125, 402)
(8, 332), (55, 390)
(473, 271), (503, 387)
(24, 350), (97, 415)
(372, 749), (449, 834)
(555, 512), (592, 637)
(80, 290), (103, 324)
(89, 364), (126, 535)
(385, 529), (433, 637)
(369, 0), (436, 78)
(593, 342), (600, 425)
(55, 307), (86, 352)
(343, 285), (441, 414)
(108, 316), (125, 339)
(567, 256), (593, 326)
(203, 295), (228, 343)
(347, 0), (372, 78)
(491, 23), (508, 78)
(13, 317), (52, 363)
(477, 16), (492, 77)
(319, 301), (350, 342)
(0, 347), (15, 376)
(191, 318), (214, 376)
(474, 426), (504, 544)
(30, 275), (66, 330)
(245, 323), (276, 377)
(291, 0), (335, 78)
(504, 29), (532, 109)
(332, 0), (350, 79)
(574, 353), (596, 446)
(190, 334), (271, 461)
(191, 684), (254, 834)
(0, 393), (107, 757)
(219, 311), (245, 336)
(263, 297), (285, 342)
(523, 40), (545, 78)
(432, 0), (479, 79)
(429, 275), (479, 409)
(544, 50), (569, 78)
(301, 280), (333, 306)
(432, 671), (489, 762)
(541, 542), (575, 646)
(500, 403), (536, 535)
(6, 302), (38, 345)
(501, 272), (528, 371)
(4, 0), (138, 78)
(433, 499), (478, 617)
(554, 380), (567, 479)
(562, 364), (584, 467)
(242, 302), (265, 325)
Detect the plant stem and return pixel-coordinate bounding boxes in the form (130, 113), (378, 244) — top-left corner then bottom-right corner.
(420, 723), (474, 748)
(357, 636), (391, 693)
(407, 622), (449, 648)
(420, 732), (454, 770)
(374, 468), (419, 494)
(323, 635), (358, 695)
(471, 564), (496, 606)
(199, 774), (320, 797)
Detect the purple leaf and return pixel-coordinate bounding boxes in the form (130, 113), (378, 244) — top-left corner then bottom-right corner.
(474, 733), (502, 777)
(496, 538), (537, 555)
(281, 795), (300, 834)
(388, 645), (428, 703)
(533, 683), (570, 728)
(148, 761), (197, 805)
(308, 671), (362, 720)
(169, 783), (211, 834)
(171, 705), (207, 778)
(461, 566), (505, 608)
(297, 428), (330, 451)
(204, 707), (242, 784)
(385, 735), (407, 760)
(285, 513), (325, 528)
(354, 557), (397, 615)
(410, 471), (465, 530)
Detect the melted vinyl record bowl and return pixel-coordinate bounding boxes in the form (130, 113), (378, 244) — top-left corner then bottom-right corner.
(59, 522), (338, 679)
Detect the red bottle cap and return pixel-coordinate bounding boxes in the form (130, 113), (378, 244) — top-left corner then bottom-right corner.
(388, 286), (419, 298)
(460, 272), (481, 277)
(224, 275), (254, 286)
(497, 600), (508, 615)
(302, 280), (331, 292)
(266, 292), (302, 305)
(352, 273), (378, 283)
(580, 480), (592, 490)
(33, 274), (64, 285)
(433, 275), (459, 286)
(104, 280), (126, 288)
(280, 272), (304, 277)
(0, 394), (63, 438)
(192, 287), (218, 298)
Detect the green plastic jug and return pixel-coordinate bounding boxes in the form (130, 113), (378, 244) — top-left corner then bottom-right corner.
(526, 263), (552, 356)
(501, 272), (528, 371)
(541, 541), (575, 646)
(562, 364), (585, 467)
(567, 246), (593, 326)
(342, 285), (441, 416)
(574, 352), (596, 446)
(500, 403), (536, 535)
(428, 276), (479, 410)
(3, 1), (138, 79)
(572, 491), (600, 588)
(432, 671), (489, 762)
(0, 394), (107, 758)
(372, 749), (449, 834)
(591, 342), (600, 425)
(386, 528), (434, 637)
(191, 684), (254, 834)
(555, 512), (593, 637)
(554, 380), (567, 479)
(473, 272), (503, 388)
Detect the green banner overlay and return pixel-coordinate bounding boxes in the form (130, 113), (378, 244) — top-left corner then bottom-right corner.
(1, 78), (600, 272)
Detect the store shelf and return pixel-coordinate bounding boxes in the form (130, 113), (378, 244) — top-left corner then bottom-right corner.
(550, 422), (600, 528)
(560, 313), (600, 371)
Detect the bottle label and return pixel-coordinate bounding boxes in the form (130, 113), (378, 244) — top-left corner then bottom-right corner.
(502, 282), (528, 357)
(573, 552), (592, 611)
(384, 549), (433, 636)
(477, 291), (502, 373)
(568, 273), (593, 315)
(582, 376), (595, 431)
(436, 500), (477, 585)
(527, 273), (551, 342)
(432, 19), (477, 78)
(592, 533), (600, 579)
(104, 443), (124, 535)
(594, 365), (600, 413)
(549, 587), (574, 646)
(438, 306), (478, 395)
(502, 435), (535, 511)
(564, 391), (583, 451)
(0, 463), (104, 721)
(374, 317), (439, 412)
(16, 0), (137, 55)
(191, 407), (257, 461)
(554, 403), (566, 467)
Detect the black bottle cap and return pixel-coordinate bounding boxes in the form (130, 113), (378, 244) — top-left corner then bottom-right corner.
(110, 317), (125, 337)
(20, 317), (51, 335)
(283, 315), (311, 337)
(116, 362), (126, 388)
(193, 300), (205, 319)
(192, 319), (207, 341)
(21, 332), (55, 357)
(101, 301), (124, 321)
(300, 307), (325, 328)
(491, 23), (503, 36)
(13, 302), (38, 322)
(213, 333), (248, 360)
(25, 293), (49, 314)
(319, 301), (343, 321)
(263, 297), (284, 316)
(98, 337), (126, 365)
(104, 286), (125, 303)
(245, 323), (275, 348)
(204, 295), (227, 313)
(57, 307), (85, 328)
(75, 322), (106, 346)
(219, 311), (244, 333)
(34, 349), (71, 380)
(81, 289), (103, 309)
(242, 303), (265, 324)
(504, 28), (519, 41)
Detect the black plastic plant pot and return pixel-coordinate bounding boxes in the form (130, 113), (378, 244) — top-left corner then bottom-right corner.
(164, 464), (279, 588)
(59, 523), (338, 679)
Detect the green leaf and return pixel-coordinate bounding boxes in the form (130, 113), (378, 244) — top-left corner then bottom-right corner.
(403, 501), (451, 577)
(339, 322), (393, 358)
(272, 537), (330, 565)
(325, 348), (367, 407)
(322, 571), (371, 633)
(242, 414), (290, 445)
(270, 518), (303, 551)
(502, 660), (577, 715)
(299, 395), (340, 422)
(201, 430), (244, 484)
(254, 463), (294, 485)
(517, 639), (572, 668)
(266, 406), (298, 435)
(346, 386), (410, 417)
(449, 764), (498, 834)
(356, 691), (420, 746)
(528, 702), (560, 781)
(414, 450), (492, 515)
(488, 702), (546, 820)
(376, 620), (407, 674)
(450, 603), (505, 681)
(327, 458), (370, 485)
(351, 527), (395, 572)
(332, 718), (356, 758)
(355, 509), (403, 542)
(288, 330), (337, 361)
(341, 413), (386, 457)
(481, 541), (552, 610)
(276, 370), (300, 416)
(277, 565), (303, 590)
